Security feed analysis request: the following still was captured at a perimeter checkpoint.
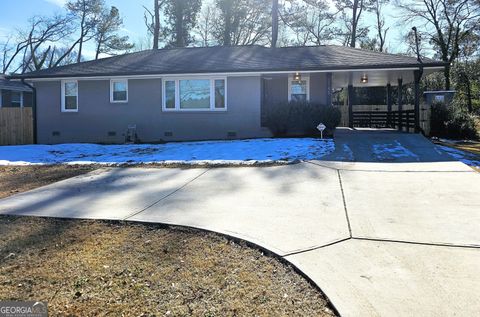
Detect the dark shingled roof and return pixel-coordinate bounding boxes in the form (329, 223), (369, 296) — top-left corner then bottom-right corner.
(0, 78), (33, 91)
(9, 45), (446, 79)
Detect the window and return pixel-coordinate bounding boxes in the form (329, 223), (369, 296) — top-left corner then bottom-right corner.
(288, 74), (310, 102)
(214, 79), (226, 109)
(180, 79), (210, 109)
(163, 78), (226, 111)
(165, 80), (176, 109)
(11, 91), (23, 107)
(61, 80), (78, 112)
(110, 79), (128, 103)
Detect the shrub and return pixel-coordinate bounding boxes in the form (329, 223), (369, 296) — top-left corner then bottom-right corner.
(430, 100), (479, 140)
(264, 101), (341, 137)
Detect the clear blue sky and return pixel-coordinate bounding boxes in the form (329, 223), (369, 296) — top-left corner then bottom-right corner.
(0, 0), (409, 57)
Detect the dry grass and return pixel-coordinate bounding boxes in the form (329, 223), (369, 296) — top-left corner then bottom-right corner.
(0, 218), (334, 316)
(0, 165), (98, 199)
(0, 165), (335, 316)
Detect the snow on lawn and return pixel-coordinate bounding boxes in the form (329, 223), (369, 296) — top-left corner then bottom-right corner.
(0, 138), (335, 166)
(436, 145), (480, 169)
(372, 141), (419, 161)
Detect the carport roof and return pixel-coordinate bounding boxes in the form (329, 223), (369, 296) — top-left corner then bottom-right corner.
(9, 45), (446, 79)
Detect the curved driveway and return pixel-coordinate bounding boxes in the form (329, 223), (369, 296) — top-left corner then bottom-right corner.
(0, 129), (479, 316)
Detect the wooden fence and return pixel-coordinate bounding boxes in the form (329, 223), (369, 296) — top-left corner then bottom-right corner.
(0, 108), (34, 145)
(337, 104), (431, 135)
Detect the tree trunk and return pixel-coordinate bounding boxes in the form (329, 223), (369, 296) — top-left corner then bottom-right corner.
(153, 0), (160, 49)
(350, 0), (359, 48)
(223, 1), (232, 46)
(77, 39), (83, 63)
(271, 0), (278, 48)
(175, 2), (185, 47)
(444, 64), (451, 91)
(466, 78), (473, 112)
(95, 37), (102, 60)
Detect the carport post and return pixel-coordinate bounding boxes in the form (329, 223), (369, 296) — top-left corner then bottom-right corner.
(348, 84), (354, 128)
(386, 83), (392, 128)
(326, 72), (333, 106)
(397, 78), (403, 131)
(414, 70), (422, 133)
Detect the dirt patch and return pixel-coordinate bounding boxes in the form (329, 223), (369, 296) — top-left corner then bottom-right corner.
(0, 166), (335, 316)
(0, 217), (335, 316)
(0, 165), (98, 199)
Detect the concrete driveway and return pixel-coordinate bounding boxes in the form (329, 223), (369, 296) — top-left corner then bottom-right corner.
(1, 129), (479, 316)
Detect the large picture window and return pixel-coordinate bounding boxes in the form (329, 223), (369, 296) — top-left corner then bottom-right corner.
(180, 79), (210, 109)
(110, 79), (128, 103)
(61, 80), (78, 112)
(163, 77), (227, 111)
(288, 74), (310, 102)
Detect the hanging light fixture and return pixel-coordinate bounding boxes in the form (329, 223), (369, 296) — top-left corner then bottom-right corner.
(361, 74), (369, 84)
(293, 72), (301, 82)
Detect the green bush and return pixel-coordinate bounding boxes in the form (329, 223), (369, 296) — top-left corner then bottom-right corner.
(430, 100), (479, 140)
(264, 101), (341, 136)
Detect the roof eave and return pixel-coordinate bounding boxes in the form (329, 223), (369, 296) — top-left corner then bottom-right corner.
(9, 62), (447, 80)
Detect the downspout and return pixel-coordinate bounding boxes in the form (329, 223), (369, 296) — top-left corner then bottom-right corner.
(412, 27), (424, 133)
(21, 79), (37, 144)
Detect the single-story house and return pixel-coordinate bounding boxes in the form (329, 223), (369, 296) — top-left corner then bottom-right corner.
(9, 45), (446, 144)
(0, 75), (33, 108)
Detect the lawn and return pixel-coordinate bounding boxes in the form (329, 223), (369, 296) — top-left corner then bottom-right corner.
(0, 166), (335, 316)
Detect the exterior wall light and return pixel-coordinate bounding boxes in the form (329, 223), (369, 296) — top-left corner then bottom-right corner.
(361, 74), (368, 83)
(293, 72), (302, 82)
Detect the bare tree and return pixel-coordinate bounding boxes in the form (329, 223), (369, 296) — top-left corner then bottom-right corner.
(195, 4), (218, 46)
(396, 0), (480, 89)
(144, 0), (167, 49)
(1, 14), (76, 73)
(334, 0), (375, 48)
(374, 0), (389, 52)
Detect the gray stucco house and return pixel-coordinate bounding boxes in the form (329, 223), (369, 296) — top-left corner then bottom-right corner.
(9, 45), (445, 144)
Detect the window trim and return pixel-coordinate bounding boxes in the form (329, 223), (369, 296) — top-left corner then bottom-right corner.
(162, 77), (227, 112)
(61, 80), (78, 112)
(110, 79), (128, 103)
(288, 74), (310, 102)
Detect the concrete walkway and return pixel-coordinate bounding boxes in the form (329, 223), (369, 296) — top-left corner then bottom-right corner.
(1, 130), (479, 316)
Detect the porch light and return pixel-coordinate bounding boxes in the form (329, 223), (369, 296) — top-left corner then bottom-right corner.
(293, 72), (301, 82)
(361, 74), (368, 84)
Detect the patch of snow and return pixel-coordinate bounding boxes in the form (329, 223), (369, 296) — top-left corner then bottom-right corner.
(372, 141), (419, 162)
(435, 145), (480, 168)
(0, 138), (335, 166)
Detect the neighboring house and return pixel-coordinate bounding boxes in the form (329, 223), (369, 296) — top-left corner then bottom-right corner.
(0, 75), (33, 108)
(9, 45), (445, 144)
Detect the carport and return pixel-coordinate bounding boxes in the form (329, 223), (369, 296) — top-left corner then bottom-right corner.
(332, 65), (445, 133)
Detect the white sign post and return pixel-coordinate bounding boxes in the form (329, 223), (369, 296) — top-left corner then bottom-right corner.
(317, 123), (326, 139)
